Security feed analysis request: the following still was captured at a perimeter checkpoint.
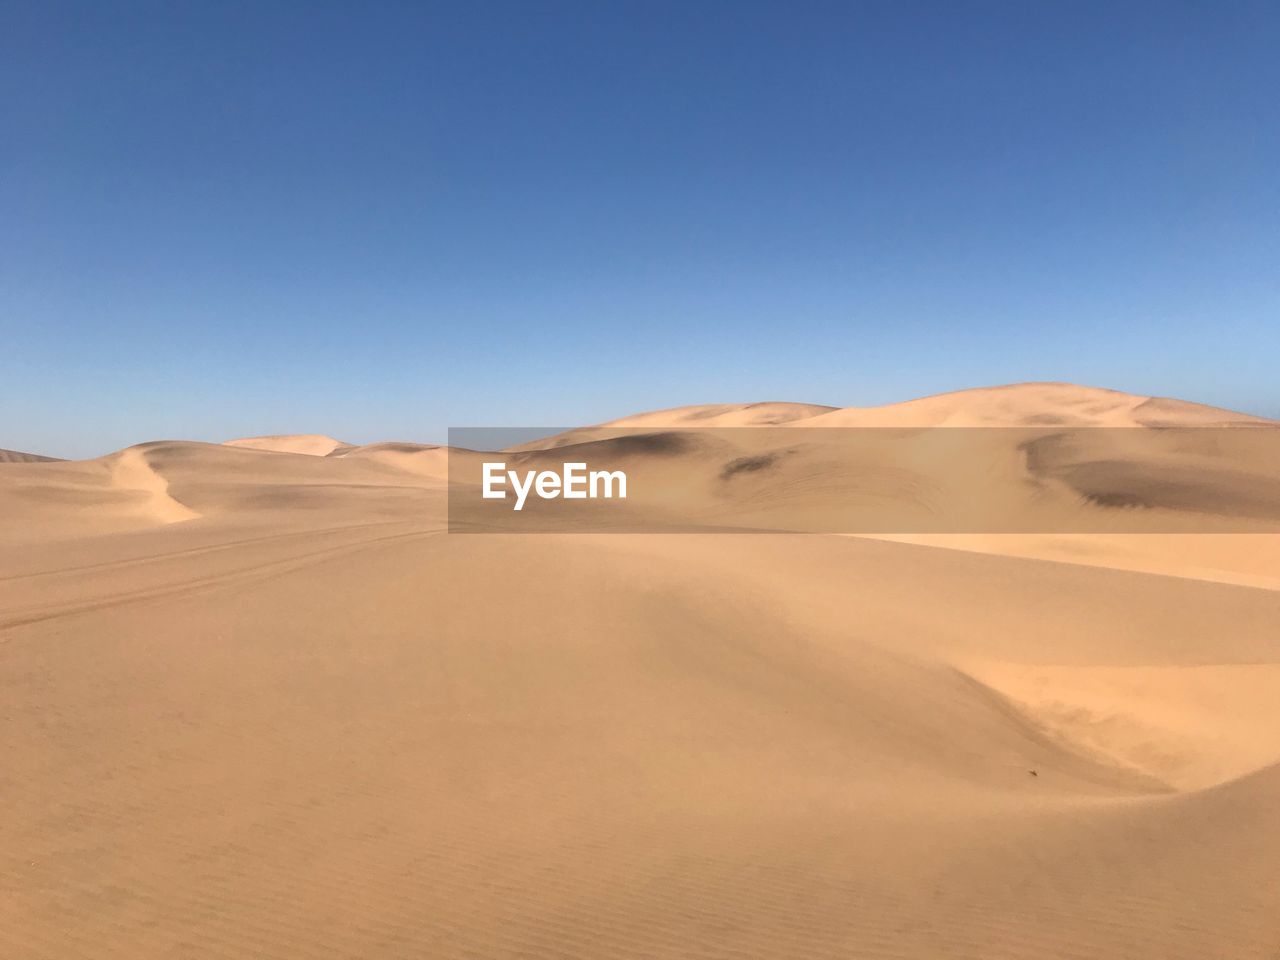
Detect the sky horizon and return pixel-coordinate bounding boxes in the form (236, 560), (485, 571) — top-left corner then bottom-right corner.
(7, 377), (1280, 461)
(4, 1), (1278, 459)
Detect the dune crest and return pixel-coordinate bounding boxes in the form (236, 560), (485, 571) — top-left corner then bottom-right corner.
(109, 446), (202, 525)
(963, 662), (1280, 791)
(0, 447), (61, 463)
(603, 400), (838, 427)
(509, 383), (1273, 453)
(224, 434), (354, 457)
(799, 382), (1270, 428)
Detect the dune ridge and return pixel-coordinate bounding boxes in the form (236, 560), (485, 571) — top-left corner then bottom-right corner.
(515, 384), (1269, 448)
(0, 447), (61, 463)
(224, 433), (354, 457)
(108, 446), (201, 525)
(796, 381), (1268, 427)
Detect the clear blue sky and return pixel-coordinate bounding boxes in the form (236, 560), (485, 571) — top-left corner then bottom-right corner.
(3, 1), (1277, 457)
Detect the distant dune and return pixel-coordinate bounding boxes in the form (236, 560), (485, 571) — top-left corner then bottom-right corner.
(512, 383), (1267, 451)
(594, 382), (1266, 431)
(2, 383), (1278, 959)
(800, 382), (1271, 428)
(0, 447), (61, 463)
(603, 399), (838, 427)
(224, 433), (355, 457)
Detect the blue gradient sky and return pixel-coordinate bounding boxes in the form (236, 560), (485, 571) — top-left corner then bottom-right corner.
(3, 1), (1278, 457)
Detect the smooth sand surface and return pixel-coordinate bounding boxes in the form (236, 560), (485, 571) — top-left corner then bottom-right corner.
(3, 383), (1278, 959)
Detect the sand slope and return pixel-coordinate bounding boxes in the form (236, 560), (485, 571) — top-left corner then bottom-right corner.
(0, 447), (61, 463)
(2, 383), (1278, 959)
(224, 433), (355, 457)
(798, 382), (1270, 428)
(519, 384), (1267, 446)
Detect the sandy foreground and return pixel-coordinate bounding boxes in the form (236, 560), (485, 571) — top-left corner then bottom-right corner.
(2, 383), (1279, 959)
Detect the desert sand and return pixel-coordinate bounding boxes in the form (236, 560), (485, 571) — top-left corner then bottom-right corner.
(0, 448), (62, 464)
(3, 383), (1279, 959)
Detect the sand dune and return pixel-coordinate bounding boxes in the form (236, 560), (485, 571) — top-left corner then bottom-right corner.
(966, 661), (1280, 790)
(109, 446), (202, 524)
(3, 383), (1278, 959)
(798, 381), (1269, 428)
(603, 400), (838, 427)
(0, 447), (61, 463)
(512, 401), (838, 450)
(224, 433), (355, 457)
(523, 384), (1268, 443)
